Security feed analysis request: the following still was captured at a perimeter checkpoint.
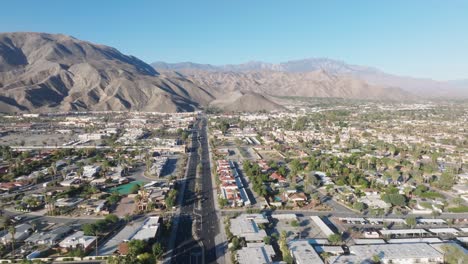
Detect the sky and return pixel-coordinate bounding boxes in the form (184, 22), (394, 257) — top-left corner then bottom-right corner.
(0, 0), (467, 80)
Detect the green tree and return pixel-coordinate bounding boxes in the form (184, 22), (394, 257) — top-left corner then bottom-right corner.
(230, 236), (240, 251)
(289, 159), (302, 175)
(405, 216), (417, 228)
(437, 172), (455, 190)
(353, 202), (366, 212)
(128, 239), (146, 256)
(82, 223), (97, 236)
(290, 220), (299, 227)
(152, 242), (164, 259)
(218, 198), (229, 207)
(372, 254), (381, 264)
(382, 193), (407, 207)
(328, 233), (342, 245)
(442, 244), (468, 264)
(105, 214), (119, 224)
(8, 226), (16, 258)
(136, 252), (155, 264)
(165, 189), (178, 208)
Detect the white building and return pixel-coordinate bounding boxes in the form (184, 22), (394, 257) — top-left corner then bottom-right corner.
(289, 240), (324, 264)
(236, 243), (275, 264)
(0, 224), (32, 244)
(131, 216), (160, 241)
(58, 231), (97, 251)
(230, 214), (269, 242)
(82, 165), (101, 178)
(330, 243), (443, 264)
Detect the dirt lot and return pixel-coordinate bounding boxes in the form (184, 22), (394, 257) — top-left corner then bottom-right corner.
(114, 196), (135, 217)
(0, 131), (75, 146)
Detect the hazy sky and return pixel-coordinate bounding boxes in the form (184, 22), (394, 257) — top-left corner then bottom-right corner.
(1, 0), (467, 80)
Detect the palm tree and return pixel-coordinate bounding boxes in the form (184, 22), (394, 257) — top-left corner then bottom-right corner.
(8, 226), (16, 258)
(45, 195), (56, 216)
(92, 229), (101, 256)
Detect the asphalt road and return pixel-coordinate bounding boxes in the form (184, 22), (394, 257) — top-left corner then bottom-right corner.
(3, 209), (98, 225)
(171, 121), (203, 264)
(198, 117), (219, 264)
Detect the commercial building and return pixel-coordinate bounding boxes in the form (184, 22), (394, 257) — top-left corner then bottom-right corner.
(236, 243), (275, 264)
(98, 216), (160, 256)
(131, 216), (160, 241)
(288, 240), (324, 264)
(310, 216), (335, 237)
(329, 243), (443, 264)
(230, 214), (269, 242)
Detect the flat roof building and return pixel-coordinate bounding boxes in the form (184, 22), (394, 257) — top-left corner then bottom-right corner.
(366, 218), (406, 225)
(379, 229), (429, 238)
(131, 216), (160, 241)
(310, 216), (335, 237)
(330, 243), (443, 264)
(417, 218), (446, 225)
(289, 240), (324, 264)
(387, 238), (442, 244)
(236, 243), (275, 264)
(230, 214), (269, 242)
(98, 218), (145, 255)
(428, 228), (460, 235)
(58, 231), (97, 251)
(353, 238), (386, 245)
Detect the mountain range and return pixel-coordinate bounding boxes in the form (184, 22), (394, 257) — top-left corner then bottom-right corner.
(0, 32), (466, 114)
(0, 32), (215, 113)
(152, 60), (468, 98)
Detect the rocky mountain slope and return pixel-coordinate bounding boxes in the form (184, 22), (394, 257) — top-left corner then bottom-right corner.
(0, 32), (216, 113)
(0, 32), (422, 114)
(160, 69), (414, 101)
(153, 59), (468, 98)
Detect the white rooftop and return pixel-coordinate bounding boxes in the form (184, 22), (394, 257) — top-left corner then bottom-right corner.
(417, 218), (446, 224)
(131, 216), (160, 241)
(430, 242), (468, 255)
(289, 240), (324, 264)
(428, 228), (460, 234)
(58, 231), (96, 249)
(339, 217), (366, 223)
(380, 229), (428, 235)
(387, 238), (442, 244)
(347, 243), (443, 262)
(366, 218), (406, 224)
(230, 214), (268, 242)
(310, 216), (335, 237)
(98, 218), (145, 255)
(353, 238), (386, 245)
(236, 244), (275, 264)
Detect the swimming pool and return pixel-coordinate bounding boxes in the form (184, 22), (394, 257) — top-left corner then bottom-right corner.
(107, 180), (145, 195)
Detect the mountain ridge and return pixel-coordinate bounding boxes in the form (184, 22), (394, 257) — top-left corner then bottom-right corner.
(152, 59), (468, 98)
(0, 32), (423, 114)
(0, 32), (216, 113)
